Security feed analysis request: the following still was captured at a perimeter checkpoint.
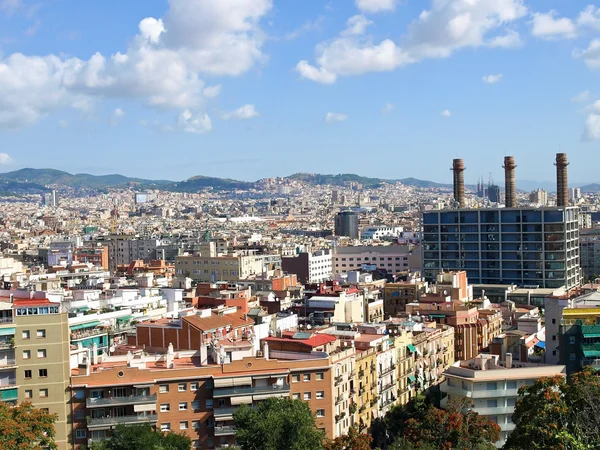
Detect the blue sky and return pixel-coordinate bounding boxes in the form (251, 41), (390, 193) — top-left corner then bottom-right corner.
(0, 0), (599, 183)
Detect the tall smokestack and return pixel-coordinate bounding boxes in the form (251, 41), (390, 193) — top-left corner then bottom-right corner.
(452, 159), (466, 208)
(555, 153), (569, 207)
(503, 156), (517, 208)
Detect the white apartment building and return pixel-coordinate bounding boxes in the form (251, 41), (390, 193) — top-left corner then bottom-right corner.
(441, 353), (566, 447)
(333, 245), (420, 276)
(360, 226), (403, 241)
(282, 249), (333, 284)
(176, 252), (282, 283)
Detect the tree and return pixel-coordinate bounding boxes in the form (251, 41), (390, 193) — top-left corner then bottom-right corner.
(325, 426), (371, 450)
(402, 399), (499, 450)
(234, 398), (325, 450)
(0, 401), (58, 450)
(90, 424), (190, 450)
(505, 367), (600, 450)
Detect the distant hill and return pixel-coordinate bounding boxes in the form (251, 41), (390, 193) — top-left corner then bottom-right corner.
(0, 168), (172, 190)
(580, 184), (600, 193)
(285, 173), (450, 189)
(169, 175), (254, 192)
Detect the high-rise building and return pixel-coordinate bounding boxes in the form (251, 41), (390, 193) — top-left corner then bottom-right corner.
(422, 206), (581, 289)
(529, 189), (548, 206)
(487, 184), (501, 203)
(334, 211), (359, 239)
(42, 189), (59, 207)
(282, 249), (332, 284)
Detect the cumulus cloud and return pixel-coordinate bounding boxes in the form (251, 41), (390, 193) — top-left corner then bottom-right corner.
(355, 0), (397, 14)
(441, 109), (452, 117)
(325, 112), (348, 123)
(0, 0), (273, 130)
(221, 104), (260, 120)
(178, 110), (212, 134)
(530, 10), (577, 40)
(297, 0), (527, 83)
(342, 15), (374, 36)
(381, 102), (394, 115)
(110, 108), (125, 126)
(482, 73), (503, 84)
(202, 84), (222, 98)
(284, 16), (324, 40)
(574, 39), (600, 69)
(0, 153), (13, 164)
(577, 5), (600, 31)
(0, 0), (22, 16)
(572, 90), (591, 103)
(583, 113), (600, 141)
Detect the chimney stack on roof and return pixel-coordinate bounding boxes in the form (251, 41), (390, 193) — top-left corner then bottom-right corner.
(555, 153), (569, 207)
(452, 158), (466, 208)
(503, 156), (517, 208)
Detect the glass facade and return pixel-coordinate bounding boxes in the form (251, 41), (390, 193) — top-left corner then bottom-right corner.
(422, 207), (581, 289)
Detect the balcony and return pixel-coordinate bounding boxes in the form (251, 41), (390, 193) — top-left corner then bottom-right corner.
(214, 425), (237, 436)
(71, 327), (108, 341)
(0, 317), (14, 324)
(358, 370), (365, 378)
(0, 358), (16, 369)
(335, 375), (343, 385)
(87, 414), (158, 429)
(213, 384), (290, 399)
(380, 382), (395, 393)
(86, 394), (157, 408)
(0, 378), (17, 389)
(214, 407), (239, 421)
(380, 365), (396, 376)
(472, 406), (514, 416)
(335, 394), (346, 404)
(442, 385), (520, 399)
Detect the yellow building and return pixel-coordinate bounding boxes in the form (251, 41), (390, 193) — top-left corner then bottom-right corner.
(355, 347), (377, 431)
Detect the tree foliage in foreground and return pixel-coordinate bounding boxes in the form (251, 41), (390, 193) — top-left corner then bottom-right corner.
(0, 401), (58, 450)
(90, 424), (191, 450)
(505, 366), (600, 450)
(234, 397), (325, 450)
(325, 425), (372, 450)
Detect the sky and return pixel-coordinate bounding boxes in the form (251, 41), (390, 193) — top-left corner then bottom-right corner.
(0, 0), (599, 183)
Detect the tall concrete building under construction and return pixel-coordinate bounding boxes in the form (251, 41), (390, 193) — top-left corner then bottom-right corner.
(422, 154), (581, 290)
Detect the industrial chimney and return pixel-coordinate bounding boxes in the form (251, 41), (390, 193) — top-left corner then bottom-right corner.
(555, 153), (569, 207)
(503, 156), (517, 208)
(452, 158), (466, 208)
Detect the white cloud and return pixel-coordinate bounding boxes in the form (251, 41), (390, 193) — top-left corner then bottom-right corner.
(381, 102), (394, 115)
(0, 0), (272, 130)
(221, 104), (259, 120)
(177, 110), (212, 134)
(0, 0), (22, 16)
(325, 112), (348, 123)
(583, 113), (600, 141)
(441, 109), (452, 117)
(530, 11), (577, 40)
(571, 90), (590, 103)
(342, 15), (373, 36)
(577, 5), (600, 31)
(284, 16), (324, 40)
(574, 39), (600, 69)
(202, 84), (222, 98)
(482, 73), (503, 84)
(0, 153), (13, 164)
(297, 0), (527, 83)
(110, 108), (125, 126)
(58, 119), (69, 128)
(355, 0), (397, 14)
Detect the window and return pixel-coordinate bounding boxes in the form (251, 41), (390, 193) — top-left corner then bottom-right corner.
(179, 402), (187, 411)
(316, 391), (325, 399)
(507, 380), (517, 389)
(37, 349), (47, 358)
(570, 353), (576, 361)
(507, 398), (516, 407)
(205, 399), (213, 409)
(39, 369), (48, 378)
(75, 429), (87, 439)
(74, 409), (85, 420)
(24, 370), (32, 379)
(292, 393), (300, 400)
(178, 383), (186, 392)
(316, 409), (325, 417)
(292, 374), (300, 383)
(39, 389), (48, 398)
(180, 421), (188, 430)
(190, 382), (198, 391)
(23, 350), (30, 359)
(486, 382), (496, 391)
(159, 384), (169, 393)
(160, 423), (170, 431)
(303, 374), (311, 382)
(303, 392), (311, 400)
(36, 329), (46, 338)
(22, 330), (30, 340)
(24, 390), (32, 399)
(487, 399), (497, 407)
(569, 336), (576, 345)
(160, 403), (170, 412)
(192, 420), (201, 429)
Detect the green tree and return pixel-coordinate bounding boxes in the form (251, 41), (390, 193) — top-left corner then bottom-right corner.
(0, 401), (58, 450)
(90, 424), (190, 450)
(325, 426), (371, 450)
(234, 398), (325, 450)
(505, 367), (600, 450)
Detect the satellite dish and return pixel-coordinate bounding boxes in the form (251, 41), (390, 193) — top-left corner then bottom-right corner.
(307, 325), (312, 330)
(109, 346), (115, 353)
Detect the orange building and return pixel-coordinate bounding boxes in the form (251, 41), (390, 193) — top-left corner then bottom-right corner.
(74, 246), (109, 270)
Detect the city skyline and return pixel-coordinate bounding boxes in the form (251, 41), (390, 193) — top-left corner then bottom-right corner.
(1, 0), (599, 181)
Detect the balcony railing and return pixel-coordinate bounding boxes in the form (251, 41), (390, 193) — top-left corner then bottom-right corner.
(380, 382), (395, 392)
(214, 425), (237, 436)
(381, 365), (396, 375)
(335, 394), (345, 404)
(213, 407), (239, 419)
(0, 378), (17, 389)
(335, 375), (343, 384)
(0, 317), (14, 324)
(358, 370), (365, 378)
(86, 394), (157, 408)
(87, 414), (158, 429)
(213, 384), (290, 398)
(71, 328), (108, 341)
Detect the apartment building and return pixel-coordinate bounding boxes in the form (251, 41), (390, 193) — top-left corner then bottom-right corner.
(97, 235), (162, 272)
(383, 280), (428, 317)
(422, 207), (581, 289)
(176, 252), (282, 283)
(354, 347), (377, 432)
(281, 249), (333, 284)
(73, 246), (109, 270)
(441, 354), (566, 447)
(333, 245), (420, 276)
